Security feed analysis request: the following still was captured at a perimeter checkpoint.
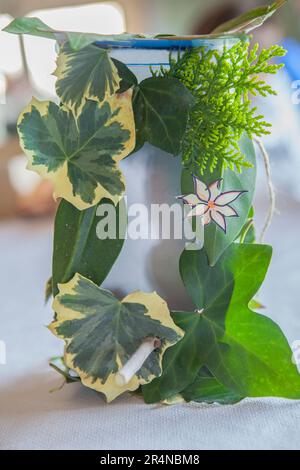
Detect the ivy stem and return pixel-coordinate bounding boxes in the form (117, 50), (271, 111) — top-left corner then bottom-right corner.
(253, 137), (276, 242)
(240, 218), (254, 244)
(115, 337), (161, 386)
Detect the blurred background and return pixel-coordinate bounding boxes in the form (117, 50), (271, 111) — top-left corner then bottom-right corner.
(0, 1), (299, 349)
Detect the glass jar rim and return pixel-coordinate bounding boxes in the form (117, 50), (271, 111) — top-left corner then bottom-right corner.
(95, 33), (248, 50)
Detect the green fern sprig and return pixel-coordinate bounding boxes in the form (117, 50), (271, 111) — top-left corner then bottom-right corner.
(154, 40), (286, 174)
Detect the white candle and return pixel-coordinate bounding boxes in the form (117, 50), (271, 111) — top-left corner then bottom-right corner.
(115, 337), (161, 386)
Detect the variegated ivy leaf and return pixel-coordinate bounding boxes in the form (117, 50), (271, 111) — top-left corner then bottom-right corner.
(50, 274), (183, 402)
(162, 394), (185, 405)
(55, 43), (121, 115)
(17, 91), (135, 210)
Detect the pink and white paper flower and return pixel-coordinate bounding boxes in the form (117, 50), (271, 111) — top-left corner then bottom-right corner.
(177, 176), (247, 233)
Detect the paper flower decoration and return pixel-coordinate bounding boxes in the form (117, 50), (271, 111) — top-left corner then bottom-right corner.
(178, 176), (247, 233)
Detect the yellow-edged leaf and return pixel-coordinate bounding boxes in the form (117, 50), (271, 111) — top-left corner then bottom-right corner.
(50, 274), (183, 402)
(161, 394), (185, 405)
(17, 90), (135, 210)
(54, 43), (121, 116)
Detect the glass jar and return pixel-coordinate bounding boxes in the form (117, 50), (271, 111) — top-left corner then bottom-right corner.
(98, 36), (243, 310)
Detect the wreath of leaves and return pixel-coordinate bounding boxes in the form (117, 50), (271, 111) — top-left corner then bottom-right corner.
(5, 1), (300, 404)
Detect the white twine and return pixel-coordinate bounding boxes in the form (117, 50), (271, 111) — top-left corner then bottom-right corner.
(253, 137), (276, 243)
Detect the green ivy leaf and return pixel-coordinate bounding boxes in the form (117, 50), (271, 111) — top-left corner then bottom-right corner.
(50, 274), (183, 402)
(55, 43), (121, 115)
(17, 95), (135, 210)
(52, 198), (125, 297)
(3, 17), (145, 50)
(143, 245), (236, 403)
(133, 77), (195, 155)
(3, 17), (56, 39)
(213, 0), (287, 34)
(112, 59), (138, 94)
(181, 368), (243, 404)
(180, 244), (300, 399)
(142, 310), (206, 403)
(182, 136), (256, 266)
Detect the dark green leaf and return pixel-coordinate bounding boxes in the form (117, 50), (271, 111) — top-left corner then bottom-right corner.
(112, 59), (138, 94)
(142, 310), (208, 403)
(182, 368), (243, 404)
(133, 77), (195, 155)
(143, 241), (242, 404)
(52, 198), (125, 296)
(213, 0), (287, 34)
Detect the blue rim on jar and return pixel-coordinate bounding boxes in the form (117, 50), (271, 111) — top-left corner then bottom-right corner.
(94, 34), (247, 70)
(94, 34), (247, 49)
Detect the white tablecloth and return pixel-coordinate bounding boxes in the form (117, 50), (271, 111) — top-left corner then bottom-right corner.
(1, 192), (300, 450)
